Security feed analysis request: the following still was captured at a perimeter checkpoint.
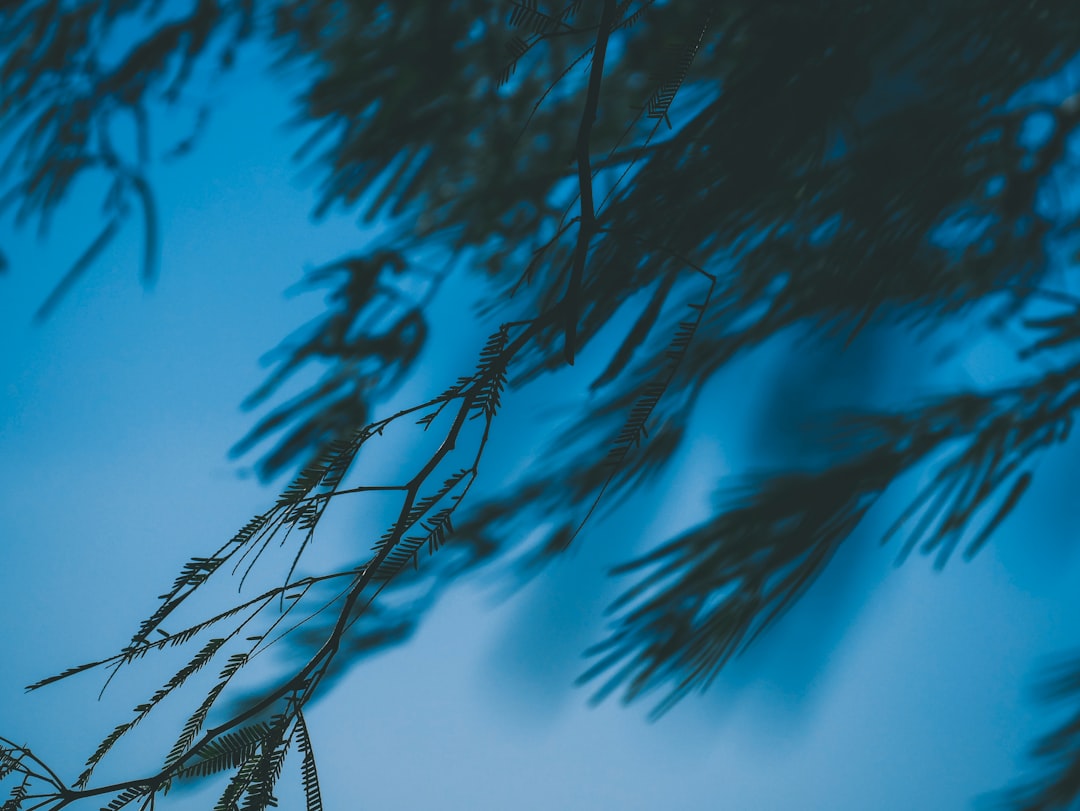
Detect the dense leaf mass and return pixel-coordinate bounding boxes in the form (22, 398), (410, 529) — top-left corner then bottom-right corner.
(5, 1), (1080, 809)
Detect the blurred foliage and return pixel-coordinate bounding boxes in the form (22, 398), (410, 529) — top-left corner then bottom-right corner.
(7, 1), (1080, 809)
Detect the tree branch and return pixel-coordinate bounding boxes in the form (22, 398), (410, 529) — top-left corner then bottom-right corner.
(565, 0), (618, 365)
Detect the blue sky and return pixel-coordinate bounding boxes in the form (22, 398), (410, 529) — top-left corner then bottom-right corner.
(2, 38), (1080, 811)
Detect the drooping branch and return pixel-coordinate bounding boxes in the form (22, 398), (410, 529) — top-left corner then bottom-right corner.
(13, 308), (563, 811)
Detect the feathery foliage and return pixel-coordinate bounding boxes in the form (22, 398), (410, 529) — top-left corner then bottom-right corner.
(5, 0), (1080, 808)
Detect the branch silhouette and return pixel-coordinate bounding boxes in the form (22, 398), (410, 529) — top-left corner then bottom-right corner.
(5, 1), (1080, 809)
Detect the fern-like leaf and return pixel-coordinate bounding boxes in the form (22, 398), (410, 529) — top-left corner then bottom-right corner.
(497, 34), (539, 87)
(239, 720), (290, 811)
(27, 597), (259, 691)
(100, 786), (149, 811)
(582, 458), (886, 717)
(165, 651), (250, 770)
(177, 723), (272, 780)
(614, 0), (655, 31)
(275, 461), (328, 509)
(80, 635), (230, 780)
(371, 465), (468, 581)
(2, 776), (29, 811)
(212, 750), (262, 811)
(470, 325), (511, 419)
(509, 0), (566, 35)
(132, 637), (226, 720)
(25, 659), (107, 691)
(294, 711), (323, 811)
(318, 432), (366, 490)
(75, 721), (132, 789)
(0, 749), (21, 782)
(403, 469), (470, 529)
(567, 278), (715, 550)
(125, 510), (271, 657)
(643, 13), (710, 123)
(374, 509), (456, 581)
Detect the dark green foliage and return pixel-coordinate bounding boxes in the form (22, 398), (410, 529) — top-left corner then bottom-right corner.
(6, 0), (1080, 809)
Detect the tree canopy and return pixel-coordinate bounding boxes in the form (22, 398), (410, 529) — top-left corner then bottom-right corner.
(4, 1), (1080, 808)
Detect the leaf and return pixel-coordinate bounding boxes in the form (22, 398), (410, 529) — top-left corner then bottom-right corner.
(212, 751), (263, 811)
(0, 749), (21, 782)
(26, 659), (110, 691)
(177, 723), (272, 779)
(34, 218), (120, 321)
(77, 635), (231, 777)
(100, 787), (148, 811)
(133, 637), (226, 720)
(374, 508), (456, 582)
(509, 1), (562, 35)
(165, 652), (250, 770)
(963, 471), (1033, 560)
(239, 722), (290, 811)
(295, 712), (323, 811)
(76, 721), (132, 789)
(592, 273), (676, 390)
(1, 776), (29, 811)
(643, 14), (710, 122)
(497, 35), (536, 86)
(470, 325), (511, 419)
(583, 455), (888, 717)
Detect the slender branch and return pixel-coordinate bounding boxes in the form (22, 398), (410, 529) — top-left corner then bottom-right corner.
(0, 739), (65, 791)
(36, 309), (562, 809)
(564, 0), (618, 364)
(290, 483), (410, 506)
